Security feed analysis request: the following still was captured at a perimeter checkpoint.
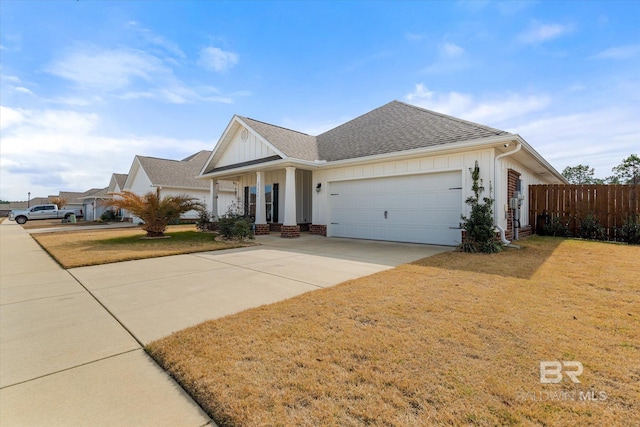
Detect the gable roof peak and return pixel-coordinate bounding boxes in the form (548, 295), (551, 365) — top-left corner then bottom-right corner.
(239, 116), (312, 137)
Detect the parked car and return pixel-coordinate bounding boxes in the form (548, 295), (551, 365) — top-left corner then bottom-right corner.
(8, 204), (84, 224)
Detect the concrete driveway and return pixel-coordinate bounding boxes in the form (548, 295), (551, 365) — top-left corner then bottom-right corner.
(1, 221), (451, 426)
(69, 234), (452, 344)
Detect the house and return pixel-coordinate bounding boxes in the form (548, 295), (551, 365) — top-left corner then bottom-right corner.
(108, 173), (128, 194)
(105, 173), (128, 219)
(56, 191), (88, 211)
(121, 150), (236, 222)
(81, 187), (110, 221)
(198, 100), (565, 245)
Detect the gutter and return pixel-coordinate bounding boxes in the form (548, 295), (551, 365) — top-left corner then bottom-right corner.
(494, 141), (522, 245)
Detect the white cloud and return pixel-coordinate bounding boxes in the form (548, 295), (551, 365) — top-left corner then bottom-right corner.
(47, 47), (168, 90)
(405, 83), (550, 125)
(44, 46), (242, 105)
(198, 47), (239, 72)
(422, 42), (471, 74)
(0, 105), (211, 201)
(517, 22), (572, 44)
(14, 86), (34, 95)
(590, 44), (640, 60)
(404, 84), (639, 178)
(512, 107), (640, 177)
(127, 21), (187, 59)
(0, 105), (26, 129)
(441, 42), (465, 57)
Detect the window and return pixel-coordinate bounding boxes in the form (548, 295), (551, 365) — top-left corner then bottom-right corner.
(244, 186), (256, 219)
(244, 184), (278, 222)
(265, 185), (272, 222)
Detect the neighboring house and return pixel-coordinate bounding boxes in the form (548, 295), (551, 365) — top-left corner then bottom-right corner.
(198, 100), (566, 245)
(81, 187), (110, 221)
(108, 173), (128, 194)
(106, 173), (129, 219)
(122, 150), (222, 222)
(57, 191), (86, 211)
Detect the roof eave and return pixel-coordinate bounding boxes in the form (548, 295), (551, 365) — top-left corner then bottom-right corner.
(198, 158), (323, 180)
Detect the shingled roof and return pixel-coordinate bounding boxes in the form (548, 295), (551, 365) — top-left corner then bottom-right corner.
(316, 100), (512, 161)
(239, 117), (319, 161)
(136, 150), (211, 189)
(235, 101), (511, 164)
(113, 173), (128, 190)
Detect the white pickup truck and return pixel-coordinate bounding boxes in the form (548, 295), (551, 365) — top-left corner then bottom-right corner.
(9, 204), (84, 224)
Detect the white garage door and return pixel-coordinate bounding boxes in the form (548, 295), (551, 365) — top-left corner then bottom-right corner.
(329, 171), (462, 245)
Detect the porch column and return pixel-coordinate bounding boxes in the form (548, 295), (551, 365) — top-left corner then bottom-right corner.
(210, 180), (218, 219)
(255, 171), (270, 235)
(282, 166), (300, 238)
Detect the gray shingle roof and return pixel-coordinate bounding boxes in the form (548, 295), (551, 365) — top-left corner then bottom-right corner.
(113, 173), (128, 190)
(236, 101), (511, 163)
(316, 100), (512, 161)
(137, 150), (211, 189)
(239, 117), (319, 161)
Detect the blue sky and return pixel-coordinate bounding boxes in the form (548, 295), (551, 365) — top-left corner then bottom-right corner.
(1, 0), (638, 201)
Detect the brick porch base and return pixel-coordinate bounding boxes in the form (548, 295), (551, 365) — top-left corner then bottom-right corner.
(280, 225), (300, 238)
(254, 223), (270, 235)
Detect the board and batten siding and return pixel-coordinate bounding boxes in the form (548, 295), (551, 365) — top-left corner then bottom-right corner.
(312, 149), (495, 226)
(236, 170), (286, 219)
(215, 127), (278, 168)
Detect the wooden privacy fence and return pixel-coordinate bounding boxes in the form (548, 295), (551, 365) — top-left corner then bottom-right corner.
(529, 184), (639, 238)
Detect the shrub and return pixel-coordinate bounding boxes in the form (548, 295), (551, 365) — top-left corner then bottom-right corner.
(100, 209), (117, 222)
(577, 214), (606, 240)
(233, 219), (254, 241)
(459, 161), (502, 253)
(196, 210), (212, 232)
(618, 214), (640, 244)
(543, 216), (570, 237)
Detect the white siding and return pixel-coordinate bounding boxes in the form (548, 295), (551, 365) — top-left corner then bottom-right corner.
(216, 127), (278, 168)
(312, 149), (494, 226)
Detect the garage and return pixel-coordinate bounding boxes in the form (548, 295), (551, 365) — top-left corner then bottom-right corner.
(328, 171), (463, 245)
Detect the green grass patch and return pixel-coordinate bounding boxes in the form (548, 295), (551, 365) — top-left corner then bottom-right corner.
(98, 230), (214, 245)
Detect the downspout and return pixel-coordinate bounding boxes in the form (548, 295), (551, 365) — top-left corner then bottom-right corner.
(494, 142), (522, 245)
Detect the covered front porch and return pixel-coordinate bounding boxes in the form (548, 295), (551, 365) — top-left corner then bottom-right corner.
(206, 165), (322, 238)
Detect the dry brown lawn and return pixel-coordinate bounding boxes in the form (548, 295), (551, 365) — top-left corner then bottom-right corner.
(32, 224), (250, 268)
(147, 237), (640, 426)
(20, 218), (102, 229)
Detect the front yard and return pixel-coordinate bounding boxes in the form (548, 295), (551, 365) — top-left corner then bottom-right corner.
(147, 237), (639, 426)
(32, 224), (250, 268)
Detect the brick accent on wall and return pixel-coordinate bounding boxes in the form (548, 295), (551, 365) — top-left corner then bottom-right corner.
(280, 225), (301, 238)
(507, 169), (521, 239)
(309, 224), (327, 236)
(254, 223), (271, 235)
(269, 223), (282, 232)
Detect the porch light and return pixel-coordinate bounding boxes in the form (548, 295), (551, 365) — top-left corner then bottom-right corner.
(316, 183), (322, 192)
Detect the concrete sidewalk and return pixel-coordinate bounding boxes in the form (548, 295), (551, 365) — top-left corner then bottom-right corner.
(1, 220), (451, 425)
(0, 220), (213, 427)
